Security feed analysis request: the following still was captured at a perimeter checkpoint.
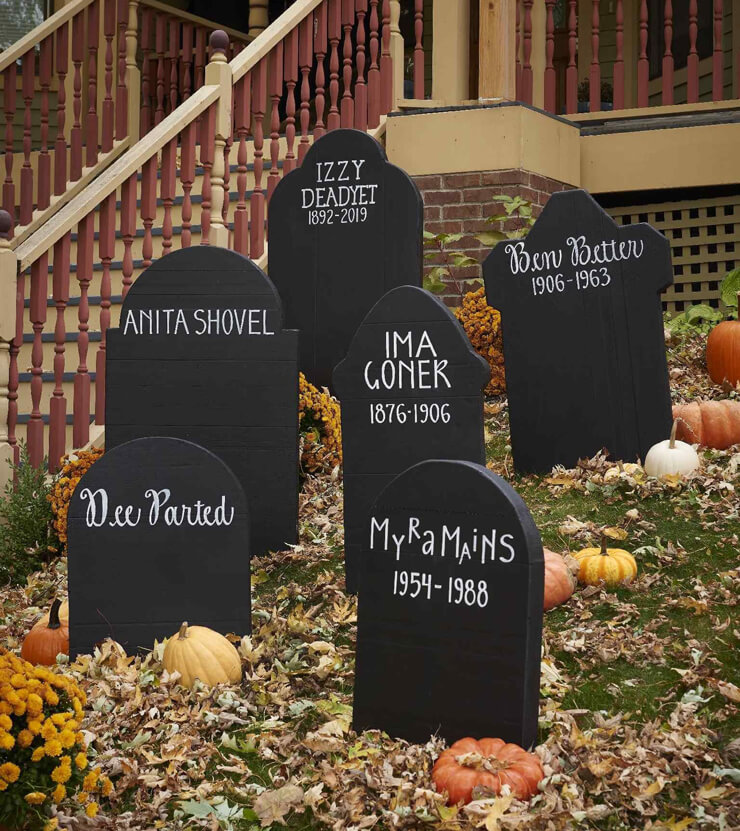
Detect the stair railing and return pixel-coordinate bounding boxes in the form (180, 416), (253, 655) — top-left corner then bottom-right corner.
(0, 0), (249, 247)
(1, 0), (410, 478)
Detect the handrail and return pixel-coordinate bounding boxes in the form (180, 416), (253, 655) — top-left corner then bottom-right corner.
(0, 0), (94, 73)
(15, 83), (219, 271)
(140, 0), (252, 45)
(229, 0), (324, 82)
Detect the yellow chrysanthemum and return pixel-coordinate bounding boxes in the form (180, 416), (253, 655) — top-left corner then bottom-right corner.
(44, 819), (59, 831)
(0, 762), (20, 782)
(52, 783), (66, 802)
(0, 714), (12, 730)
(25, 791), (47, 804)
(51, 763), (72, 784)
(17, 728), (34, 748)
(453, 287), (506, 396)
(83, 770), (99, 792)
(100, 776), (113, 796)
(75, 752), (88, 770)
(41, 720), (58, 740)
(31, 746), (45, 761)
(77, 790), (89, 803)
(27, 718), (43, 735)
(0, 780), (7, 791)
(44, 738), (63, 757)
(0, 731), (15, 750)
(86, 801), (99, 818)
(50, 448), (104, 545)
(60, 729), (76, 749)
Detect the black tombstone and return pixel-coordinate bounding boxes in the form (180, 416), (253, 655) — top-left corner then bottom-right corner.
(483, 189), (673, 474)
(268, 128), (423, 388)
(106, 246), (298, 556)
(67, 437), (250, 657)
(352, 459), (543, 747)
(334, 285), (490, 593)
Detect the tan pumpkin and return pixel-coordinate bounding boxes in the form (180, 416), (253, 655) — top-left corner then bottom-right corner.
(543, 548), (577, 611)
(163, 622), (242, 689)
(574, 537), (637, 587)
(673, 400), (740, 449)
(432, 737), (544, 805)
(706, 298), (740, 387)
(39, 598), (69, 626)
(21, 599), (69, 666)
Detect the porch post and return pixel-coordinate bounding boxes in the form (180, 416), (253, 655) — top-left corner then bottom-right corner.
(530, 0), (546, 108)
(205, 31), (233, 249)
(432, 0), (470, 104)
(479, 0), (516, 101)
(125, 0), (140, 139)
(249, 1), (269, 40)
(0, 212), (16, 493)
(390, 1), (404, 105)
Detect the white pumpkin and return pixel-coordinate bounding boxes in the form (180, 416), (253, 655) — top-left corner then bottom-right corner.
(644, 420), (700, 477)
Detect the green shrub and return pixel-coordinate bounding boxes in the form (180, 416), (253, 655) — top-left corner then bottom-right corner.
(0, 444), (59, 587)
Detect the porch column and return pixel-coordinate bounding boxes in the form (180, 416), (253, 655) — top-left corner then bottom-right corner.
(432, 0), (470, 104)
(478, 0), (516, 101)
(0, 212), (16, 493)
(249, 0), (269, 40)
(530, 0), (546, 108)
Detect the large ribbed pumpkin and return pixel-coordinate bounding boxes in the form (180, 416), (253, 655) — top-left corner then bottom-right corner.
(163, 622), (242, 689)
(432, 738), (544, 805)
(673, 400), (740, 449)
(543, 548), (577, 611)
(574, 538), (637, 587)
(39, 598), (69, 626)
(21, 599), (69, 666)
(706, 302), (740, 388)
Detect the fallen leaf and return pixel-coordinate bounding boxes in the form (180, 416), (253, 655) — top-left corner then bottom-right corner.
(253, 784), (304, 827)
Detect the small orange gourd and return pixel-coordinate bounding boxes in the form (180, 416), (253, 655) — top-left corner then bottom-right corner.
(21, 599), (70, 666)
(432, 737), (544, 805)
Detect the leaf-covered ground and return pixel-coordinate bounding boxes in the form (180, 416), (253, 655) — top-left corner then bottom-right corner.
(0, 330), (738, 830)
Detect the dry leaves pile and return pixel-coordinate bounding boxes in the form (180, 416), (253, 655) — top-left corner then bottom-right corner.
(0, 331), (737, 830)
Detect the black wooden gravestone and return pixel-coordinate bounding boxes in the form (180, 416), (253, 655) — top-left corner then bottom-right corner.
(334, 285), (490, 593)
(106, 246), (298, 556)
(268, 128), (423, 388)
(352, 459), (543, 747)
(483, 189), (673, 473)
(67, 436), (250, 657)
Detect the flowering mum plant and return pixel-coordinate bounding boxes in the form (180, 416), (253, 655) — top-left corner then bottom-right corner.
(298, 373), (342, 475)
(0, 650), (111, 830)
(48, 448), (104, 548)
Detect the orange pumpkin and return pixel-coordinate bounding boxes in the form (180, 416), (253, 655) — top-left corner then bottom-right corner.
(673, 400), (740, 449)
(706, 301), (740, 388)
(432, 737), (544, 805)
(543, 548), (577, 612)
(21, 599), (69, 666)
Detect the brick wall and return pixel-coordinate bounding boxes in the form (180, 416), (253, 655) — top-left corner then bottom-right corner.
(414, 170), (569, 305)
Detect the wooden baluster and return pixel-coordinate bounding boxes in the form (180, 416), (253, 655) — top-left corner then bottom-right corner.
(544, 0), (556, 113)
(662, 0), (674, 105)
(95, 193), (115, 425)
(355, 0), (368, 130)
(86, 0), (100, 168)
(49, 232), (71, 472)
(614, 0), (624, 109)
(2, 66), (15, 225)
(28, 255), (47, 468)
(116, 0), (128, 139)
(713, 0), (724, 101)
(20, 52), (35, 226)
(413, 0), (423, 99)
(234, 75), (250, 254)
(169, 17), (179, 113)
(199, 104), (214, 245)
(54, 25), (69, 196)
(38, 37), (52, 212)
(120, 173), (136, 296)
(141, 157), (157, 267)
(638, 0), (649, 108)
(250, 60), (266, 258)
(314, 2), (328, 138)
(182, 23), (194, 100)
(194, 27), (207, 143)
(380, 0), (392, 114)
(268, 44), (283, 203)
(298, 14), (313, 162)
(102, 0), (115, 153)
(284, 29), (298, 175)
(565, 0), (577, 113)
(223, 131), (232, 226)
(328, 0), (341, 129)
(522, 1), (533, 105)
(155, 14), (166, 124)
(687, 0), (699, 103)
(8, 249), (23, 465)
(589, 0), (600, 112)
(341, 0), (354, 126)
(516, 0), (521, 100)
(180, 122), (195, 248)
(140, 8), (153, 136)
(368, 0), (380, 126)
(161, 137), (176, 256)
(71, 13), (84, 176)
(73, 214), (93, 449)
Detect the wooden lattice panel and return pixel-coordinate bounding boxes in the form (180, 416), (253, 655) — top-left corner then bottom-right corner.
(606, 194), (739, 314)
